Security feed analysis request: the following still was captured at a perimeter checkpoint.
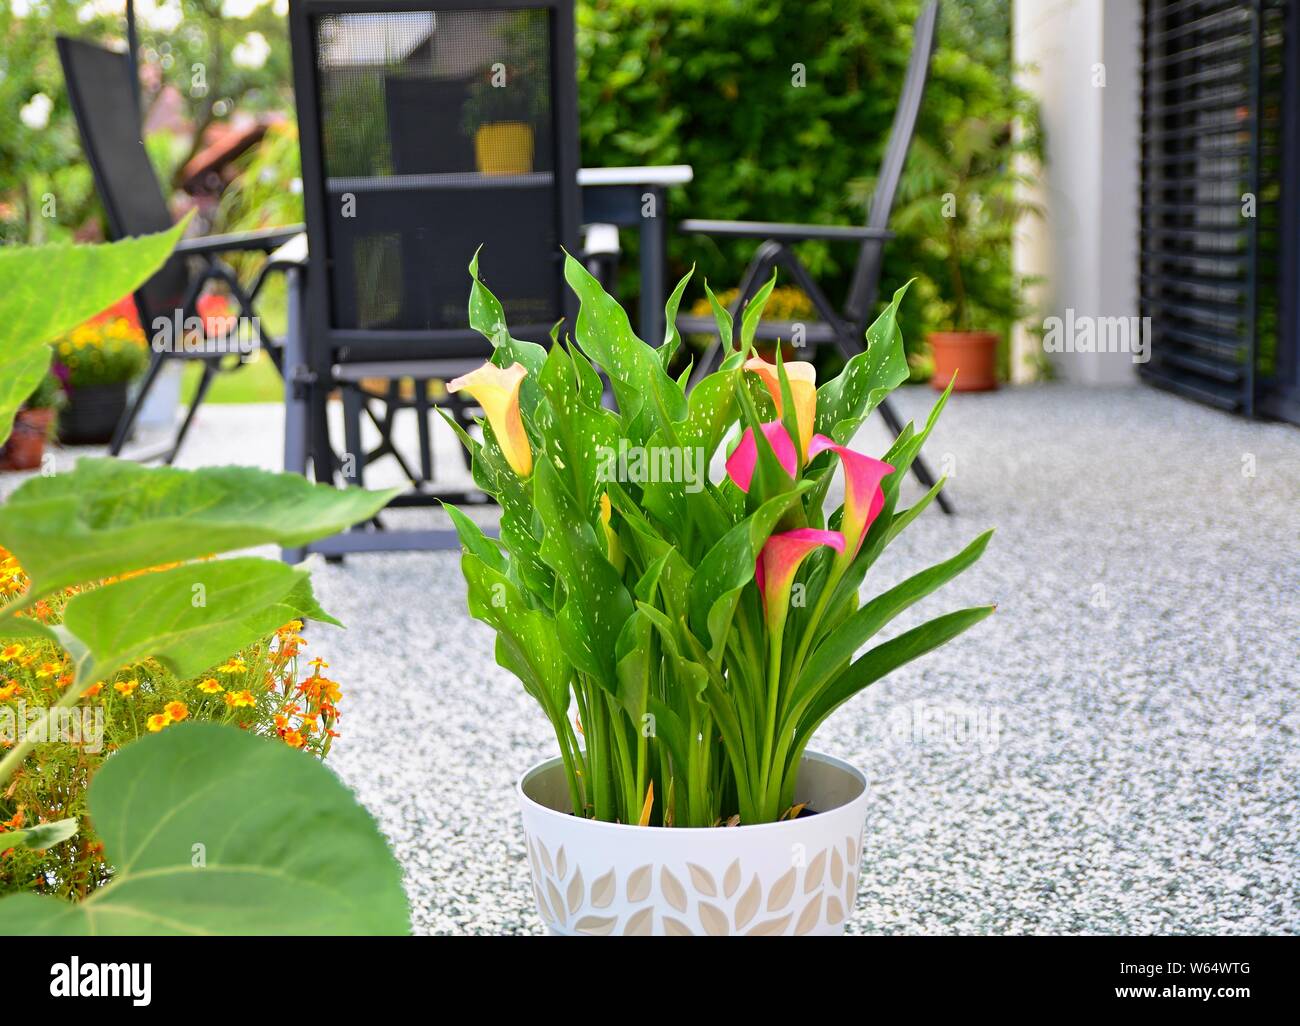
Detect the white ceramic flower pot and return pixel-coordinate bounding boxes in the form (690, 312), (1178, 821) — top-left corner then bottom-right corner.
(517, 750), (868, 936)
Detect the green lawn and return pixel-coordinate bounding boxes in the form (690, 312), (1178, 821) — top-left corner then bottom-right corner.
(181, 349), (282, 404)
(180, 276), (286, 404)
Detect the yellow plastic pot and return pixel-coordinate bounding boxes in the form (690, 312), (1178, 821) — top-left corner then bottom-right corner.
(474, 122), (535, 175)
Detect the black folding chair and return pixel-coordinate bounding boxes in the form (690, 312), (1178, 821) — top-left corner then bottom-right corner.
(57, 36), (302, 463)
(283, 0), (583, 557)
(676, 2), (953, 514)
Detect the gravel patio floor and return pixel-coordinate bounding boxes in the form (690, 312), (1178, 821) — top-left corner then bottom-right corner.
(25, 382), (1300, 934)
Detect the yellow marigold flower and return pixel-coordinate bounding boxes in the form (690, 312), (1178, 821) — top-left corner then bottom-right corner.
(218, 657), (246, 674)
(197, 678), (224, 694)
(0, 643), (24, 662)
(146, 713), (171, 732)
(35, 662), (62, 680)
(226, 689), (256, 709)
(282, 729), (305, 749)
(308, 657), (329, 672)
(164, 701), (189, 722)
(448, 361), (533, 477)
(114, 679), (139, 697)
(277, 619), (303, 637)
(316, 678), (343, 704)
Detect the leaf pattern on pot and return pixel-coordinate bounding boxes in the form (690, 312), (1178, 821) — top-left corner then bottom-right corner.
(767, 867), (796, 912)
(723, 859), (741, 899)
(826, 896), (845, 926)
(746, 913), (793, 936)
(567, 867), (584, 916)
(522, 829), (860, 935)
(661, 867), (688, 913)
(545, 879), (566, 925)
(804, 849), (826, 893)
(734, 875), (762, 930)
(622, 907), (654, 936)
(533, 881), (552, 925)
(575, 914), (618, 935)
(687, 862), (717, 897)
(591, 868), (617, 909)
(698, 901), (729, 936)
(627, 864), (652, 902)
(794, 893), (824, 935)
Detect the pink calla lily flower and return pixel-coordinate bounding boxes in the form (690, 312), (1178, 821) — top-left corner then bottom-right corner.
(807, 434), (894, 558)
(726, 420), (798, 492)
(755, 528), (845, 634)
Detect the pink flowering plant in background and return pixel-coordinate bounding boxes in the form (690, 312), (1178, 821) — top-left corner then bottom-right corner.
(447, 252), (994, 827)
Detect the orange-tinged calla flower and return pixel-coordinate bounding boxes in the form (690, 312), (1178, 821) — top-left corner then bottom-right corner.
(448, 361), (533, 477)
(754, 528), (845, 635)
(745, 355), (817, 458)
(808, 435), (894, 560)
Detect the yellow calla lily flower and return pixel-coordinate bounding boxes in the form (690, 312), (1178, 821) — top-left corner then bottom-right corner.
(744, 355), (817, 459)
(598, 492), (625, 573)
(448, 361), (533, 477)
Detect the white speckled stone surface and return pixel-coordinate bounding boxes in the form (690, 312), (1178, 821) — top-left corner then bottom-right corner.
(12, 383), (1298, 934)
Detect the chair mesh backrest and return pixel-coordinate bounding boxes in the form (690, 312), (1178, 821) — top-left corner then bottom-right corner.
(56, 36), (187, 317)
(843, 1), (940, 325)
(303, 5), (568, 343)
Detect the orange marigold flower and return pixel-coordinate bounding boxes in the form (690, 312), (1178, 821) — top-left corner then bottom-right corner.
(0, 643), (24, 661)
(276, 619), (303, 637)
(114, 679), (139, 697)
(0, 681), (20, 701)
(316, 678), (342, 704)
(282, 729), (305, 749)
(226, 689), (256, 709)
(164, 701), (188, 722)
(83, 682), (103, 697)
(146, 713), (171, 732)
(3, 808), (24, 829)
(273, 714), (289, 730)
(197, 678), (224, 695)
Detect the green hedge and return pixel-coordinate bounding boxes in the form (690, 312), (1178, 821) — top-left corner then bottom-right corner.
(577, 0), (1033, 352)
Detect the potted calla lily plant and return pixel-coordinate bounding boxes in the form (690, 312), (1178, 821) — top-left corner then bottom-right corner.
(444, 252), (994, 936)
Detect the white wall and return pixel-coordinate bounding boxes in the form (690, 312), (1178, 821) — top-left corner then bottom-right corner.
(1012, 0), (1141, 384)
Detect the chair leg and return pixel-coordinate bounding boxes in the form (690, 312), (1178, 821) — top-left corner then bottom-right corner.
(877, 396), (954, 515)
(110, 349), (167, 456)
(166, 359), (217, 465)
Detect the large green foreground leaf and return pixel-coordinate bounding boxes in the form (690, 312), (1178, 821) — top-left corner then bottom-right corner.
(0, 224), (186, 444)
(62, 558), (337, 684)
(0, 723), (410, 935)
(0, 459), (399, 598)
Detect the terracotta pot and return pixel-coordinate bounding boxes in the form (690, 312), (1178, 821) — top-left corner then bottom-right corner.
(59, 381), (128, 445)
(0, 408), (55, 472)
(474, 122), (534, 175)
(927, 331), (1001, 392)
(518, 750), (869, 936)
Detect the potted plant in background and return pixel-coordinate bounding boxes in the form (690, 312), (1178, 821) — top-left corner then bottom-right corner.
(52, 298), (149, 444)
(462, 15), (548, 175)
(445, 252), (994, 935)
(0, 373), (62, 472)
(851, 116), (1042, 391)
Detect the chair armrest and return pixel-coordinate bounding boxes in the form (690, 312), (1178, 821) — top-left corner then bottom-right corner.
(173, 224), (306, 256)
(679, 219), (892, 242)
